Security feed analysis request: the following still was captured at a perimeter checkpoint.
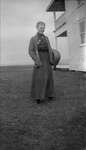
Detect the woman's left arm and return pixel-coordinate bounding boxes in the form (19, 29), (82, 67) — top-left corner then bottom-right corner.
(46, 37), (52, 51)
(46, 36), (53, 64)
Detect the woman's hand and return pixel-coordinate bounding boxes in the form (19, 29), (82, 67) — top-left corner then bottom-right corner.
(34, 59), (42, 68)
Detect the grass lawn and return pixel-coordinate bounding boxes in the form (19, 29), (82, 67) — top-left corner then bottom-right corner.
(0, 66), (86, 150)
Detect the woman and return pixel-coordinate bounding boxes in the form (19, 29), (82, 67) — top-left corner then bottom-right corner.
(29, 21), (55, 103)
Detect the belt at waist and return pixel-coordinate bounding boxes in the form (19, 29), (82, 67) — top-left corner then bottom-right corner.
(38, 49), (49, 52)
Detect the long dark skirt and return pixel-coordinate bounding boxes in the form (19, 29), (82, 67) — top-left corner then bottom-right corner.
(31, 51), (55, 100)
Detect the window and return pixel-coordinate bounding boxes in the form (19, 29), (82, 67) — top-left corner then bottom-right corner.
(79, 18), (86, 44)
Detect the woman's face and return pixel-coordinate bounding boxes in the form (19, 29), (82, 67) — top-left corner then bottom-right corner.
(37, 23), (45, 34)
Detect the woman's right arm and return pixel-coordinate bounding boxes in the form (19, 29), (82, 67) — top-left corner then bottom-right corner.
(29, 37), (37, 61)
(28, 37), (42, 67)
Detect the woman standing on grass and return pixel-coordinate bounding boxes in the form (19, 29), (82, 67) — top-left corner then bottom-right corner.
(29, 21), (55, 104)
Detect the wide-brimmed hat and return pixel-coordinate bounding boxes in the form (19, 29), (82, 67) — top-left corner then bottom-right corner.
(52, 49), (61, 66)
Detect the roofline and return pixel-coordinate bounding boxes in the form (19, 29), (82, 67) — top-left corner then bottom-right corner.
(46, 0), (65, 12)
(46, 0), (55, 12)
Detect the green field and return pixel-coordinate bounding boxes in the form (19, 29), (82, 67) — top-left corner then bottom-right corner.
(0, 66), (86, 150)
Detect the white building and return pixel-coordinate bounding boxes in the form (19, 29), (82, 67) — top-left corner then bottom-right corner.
(47, 0), (86, 71)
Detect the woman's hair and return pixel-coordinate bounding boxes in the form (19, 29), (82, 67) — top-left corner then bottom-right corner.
(36, 21), (45, 28)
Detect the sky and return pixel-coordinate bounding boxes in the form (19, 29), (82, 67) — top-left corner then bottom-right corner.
(0, 0), (60, 66)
